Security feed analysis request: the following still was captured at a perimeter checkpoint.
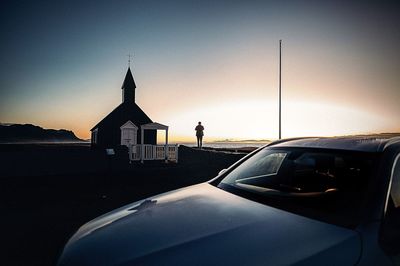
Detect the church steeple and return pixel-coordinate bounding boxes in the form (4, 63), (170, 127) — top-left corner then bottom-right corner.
(122, 67), (136, 103)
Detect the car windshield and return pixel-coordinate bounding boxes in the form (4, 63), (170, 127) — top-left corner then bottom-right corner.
(218, 147), (378, 228)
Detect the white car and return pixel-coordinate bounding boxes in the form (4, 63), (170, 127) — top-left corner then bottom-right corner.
(58, 136), (400, 265)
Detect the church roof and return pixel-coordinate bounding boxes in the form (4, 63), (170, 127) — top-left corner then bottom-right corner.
(90, 101), (152, 131)
(121, 67), (136, 90)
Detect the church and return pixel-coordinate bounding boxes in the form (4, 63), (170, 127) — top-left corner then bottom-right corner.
(90, 67), (157, 149)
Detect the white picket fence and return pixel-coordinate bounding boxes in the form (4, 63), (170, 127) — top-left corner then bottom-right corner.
(129, 144), (179, 163)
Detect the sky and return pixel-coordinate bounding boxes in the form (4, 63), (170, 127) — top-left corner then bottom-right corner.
(1, 0), (399, 142)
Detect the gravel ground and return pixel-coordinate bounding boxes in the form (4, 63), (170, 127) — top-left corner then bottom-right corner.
(0, 144), (245, 266)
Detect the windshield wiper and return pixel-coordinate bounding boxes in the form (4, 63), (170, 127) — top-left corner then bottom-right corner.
(234, 182), (338, 198)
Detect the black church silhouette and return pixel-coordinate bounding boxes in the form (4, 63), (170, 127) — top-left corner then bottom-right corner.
(90, 67), (156, 149)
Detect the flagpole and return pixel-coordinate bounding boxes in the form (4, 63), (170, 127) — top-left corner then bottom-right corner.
(279, 40), (282, 140)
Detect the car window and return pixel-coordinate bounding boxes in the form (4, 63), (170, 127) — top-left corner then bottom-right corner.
(221, 150), (287, 186)
(219, 147), (377, 228)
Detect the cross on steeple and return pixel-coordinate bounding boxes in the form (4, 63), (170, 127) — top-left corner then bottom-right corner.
(128, 53), (132, 68)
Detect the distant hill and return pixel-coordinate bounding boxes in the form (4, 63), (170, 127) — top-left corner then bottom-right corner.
(0, 123), (83, 143)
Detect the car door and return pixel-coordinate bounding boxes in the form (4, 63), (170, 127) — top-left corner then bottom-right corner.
(380, 151), (400, 265)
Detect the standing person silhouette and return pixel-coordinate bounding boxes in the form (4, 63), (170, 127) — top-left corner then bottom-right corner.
(195, 122), (204, 149)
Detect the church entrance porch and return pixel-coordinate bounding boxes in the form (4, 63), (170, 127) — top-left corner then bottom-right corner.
(127, 122), (178, 163)
(120, 121), (138, 147)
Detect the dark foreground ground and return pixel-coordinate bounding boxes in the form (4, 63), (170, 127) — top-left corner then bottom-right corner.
(0, 144), (247, 266)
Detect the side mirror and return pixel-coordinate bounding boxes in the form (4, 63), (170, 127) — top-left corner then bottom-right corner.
(218, 169), (227, 176)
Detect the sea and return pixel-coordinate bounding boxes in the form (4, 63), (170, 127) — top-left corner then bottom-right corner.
(176, 142), (271, 149)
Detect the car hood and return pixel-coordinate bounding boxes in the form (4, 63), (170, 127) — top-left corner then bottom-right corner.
(58, 183), (361, 266)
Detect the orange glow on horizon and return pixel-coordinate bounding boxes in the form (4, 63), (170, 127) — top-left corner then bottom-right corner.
(67, 99), (399, 142)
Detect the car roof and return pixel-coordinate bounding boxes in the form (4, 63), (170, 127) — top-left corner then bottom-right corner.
(269, 134), (400, 152)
